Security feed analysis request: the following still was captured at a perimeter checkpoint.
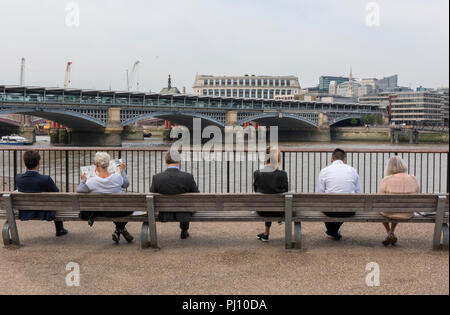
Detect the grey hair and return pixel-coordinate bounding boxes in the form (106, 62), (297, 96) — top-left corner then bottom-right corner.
(385, 156), (408, 176)
(95, 152), (111, 169)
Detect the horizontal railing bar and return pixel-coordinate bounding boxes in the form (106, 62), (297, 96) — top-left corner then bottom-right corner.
(0, 146), (448, 154)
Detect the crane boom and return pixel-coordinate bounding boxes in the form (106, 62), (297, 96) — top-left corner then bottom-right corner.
(20, 58), (25, 86)
(127, 61), (140, 91)
(64, 62), (72, 89)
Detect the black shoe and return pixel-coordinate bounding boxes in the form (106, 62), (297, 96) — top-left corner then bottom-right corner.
(121, 228), (134, 243)
(181, 230), (190, 239)
(326, 230), (342, 241)
(257, 233), (269, 242)
(112, 229), (121, 244)
(56, 229), (69, 237)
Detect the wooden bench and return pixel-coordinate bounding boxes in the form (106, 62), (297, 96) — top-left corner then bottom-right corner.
(0, 193), (448, 251)
(286, 194), (449, 250)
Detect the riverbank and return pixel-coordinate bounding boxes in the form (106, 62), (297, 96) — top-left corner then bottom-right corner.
(331, 127), (449, 144)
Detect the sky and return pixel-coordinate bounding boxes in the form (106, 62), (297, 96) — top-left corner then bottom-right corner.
(0, 0), (448, 92)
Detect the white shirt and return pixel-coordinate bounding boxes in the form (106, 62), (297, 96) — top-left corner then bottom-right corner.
(316, 160), (362, 193)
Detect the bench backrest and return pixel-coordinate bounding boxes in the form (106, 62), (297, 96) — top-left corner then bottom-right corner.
(291, 194), (442, 213)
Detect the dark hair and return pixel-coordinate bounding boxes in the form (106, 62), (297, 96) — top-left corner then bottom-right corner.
(165, 150), (181, 165)
(23, 151), (41, 170)
(332, 148), (346, 161)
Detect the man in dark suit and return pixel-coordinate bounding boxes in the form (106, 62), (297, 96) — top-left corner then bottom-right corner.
(15, 151), (68, 237)
(150, 150), (199, 239)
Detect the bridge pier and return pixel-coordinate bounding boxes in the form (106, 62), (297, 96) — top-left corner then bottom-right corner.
(390, 128), (420, 144)
(18, 115), (36, 143)
(122, 123), (144, 141)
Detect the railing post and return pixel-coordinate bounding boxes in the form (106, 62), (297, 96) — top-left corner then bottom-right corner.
(227, 160), (230, 193)
(13, 150), (17, 191)
(65, 150), (70, 192)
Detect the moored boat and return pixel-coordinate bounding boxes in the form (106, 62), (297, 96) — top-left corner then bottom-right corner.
(0, 135), (33, 146)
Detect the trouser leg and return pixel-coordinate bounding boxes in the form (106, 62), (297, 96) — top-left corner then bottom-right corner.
(54, 221), (64, 232)
(324, 212), (355, 234)
(325, 222), (343, 234)
(180, 222), (190, 231)
(114, 222), (127, 230)
(265, 222), (272, 228)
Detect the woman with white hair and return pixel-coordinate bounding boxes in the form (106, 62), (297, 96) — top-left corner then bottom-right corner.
(379, 156), (420, 246)
(76, 152), (133, 244)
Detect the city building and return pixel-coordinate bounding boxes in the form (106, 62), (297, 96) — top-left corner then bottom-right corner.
(359, 93), (392, 108)
(336, 81), (360, 98)
(319, 76), (349, 92)
(192, 75), (301, 100)
(376, 75), (398, 91)
(437, 88), (449, 126)
(160, 75), (181, 94)
(390, 91), (444, 126)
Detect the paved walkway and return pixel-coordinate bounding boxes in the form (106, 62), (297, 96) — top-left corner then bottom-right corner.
(0, 220), (448, 295)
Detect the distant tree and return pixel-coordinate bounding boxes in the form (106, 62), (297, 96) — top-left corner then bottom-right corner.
(350, 118), (359, 126)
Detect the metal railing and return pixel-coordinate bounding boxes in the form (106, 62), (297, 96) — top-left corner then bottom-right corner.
(0, 147), (448, 194)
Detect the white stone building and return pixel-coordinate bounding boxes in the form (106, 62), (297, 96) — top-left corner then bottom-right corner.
(192, 75), (301, 100)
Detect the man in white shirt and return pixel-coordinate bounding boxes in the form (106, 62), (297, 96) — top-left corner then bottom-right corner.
(316, 149), (362, 240)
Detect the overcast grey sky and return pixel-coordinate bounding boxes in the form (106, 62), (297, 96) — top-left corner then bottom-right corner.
(0, 0), (448, 92)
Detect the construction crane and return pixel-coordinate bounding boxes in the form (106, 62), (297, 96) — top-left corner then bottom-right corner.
(64, 62), (72, 89)
(126, 61), (140, 91)
(20, 58), (25, 86)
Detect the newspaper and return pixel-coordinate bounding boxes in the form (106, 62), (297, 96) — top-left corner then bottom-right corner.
(80, 159), (123, 180)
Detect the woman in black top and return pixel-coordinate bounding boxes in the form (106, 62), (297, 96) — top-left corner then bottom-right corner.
(254, 147), (289, 242)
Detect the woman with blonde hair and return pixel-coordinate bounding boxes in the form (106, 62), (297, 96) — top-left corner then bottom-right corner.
(254, 146), (289, 242)
(379, 156), (420, 246)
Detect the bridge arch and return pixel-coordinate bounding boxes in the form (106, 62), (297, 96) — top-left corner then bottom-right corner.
(328, 114), (365, 127)
(239, 113), (318, 129)
(122, 111), (226, 128)
(0, 108), (107, 131)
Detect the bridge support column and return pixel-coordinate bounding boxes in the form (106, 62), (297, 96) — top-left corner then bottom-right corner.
(122, 122), (144, 141)
(226, 111), (238, 127)
(103, 108), (124, 146)
(19, 126), (36, 143)
(315, 112), (331, 142)
(18, 115), (36, 143)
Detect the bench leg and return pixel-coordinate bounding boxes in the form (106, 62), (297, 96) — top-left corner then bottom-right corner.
(443, 224), (449, 249)
(140, 222), (150, 249)
(294, 222), (302, 250)
(2, 221), (12, 247)
(4, 195), (20, 247)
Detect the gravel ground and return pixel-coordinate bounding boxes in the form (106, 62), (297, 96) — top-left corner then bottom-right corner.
(0, 220), (448, 295)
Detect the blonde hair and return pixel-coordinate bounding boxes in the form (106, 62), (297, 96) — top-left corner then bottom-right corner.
(265, 146), (281, 170)
(95, 152), (111, 169)
(385, 156), (408, 176)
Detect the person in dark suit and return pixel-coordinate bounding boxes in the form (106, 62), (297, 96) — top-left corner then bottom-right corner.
(254, 147), (289, 242)
(15, 150), (68, 237)
(150, 150), (199, 239)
